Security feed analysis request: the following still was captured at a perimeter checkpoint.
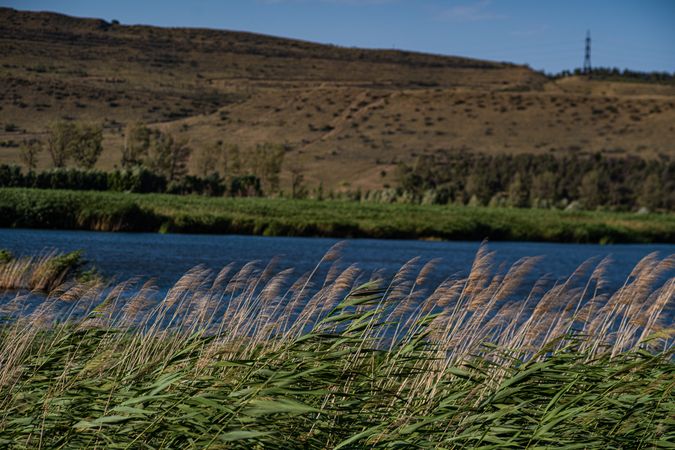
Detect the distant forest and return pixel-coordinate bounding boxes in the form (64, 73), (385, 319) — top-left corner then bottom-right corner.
(392, 151), (673, 212)
(549, 67), (675, 84)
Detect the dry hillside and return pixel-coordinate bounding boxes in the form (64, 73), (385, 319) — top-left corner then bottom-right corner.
(1, 7), (674, 190)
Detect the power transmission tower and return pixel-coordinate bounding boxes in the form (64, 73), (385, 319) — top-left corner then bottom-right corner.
(583, 30), (592, 75)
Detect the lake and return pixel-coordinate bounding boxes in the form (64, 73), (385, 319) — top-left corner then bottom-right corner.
(1, 228), (673, 292)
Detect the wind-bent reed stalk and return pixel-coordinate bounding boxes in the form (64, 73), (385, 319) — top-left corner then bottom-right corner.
(0, 243), (672, 448)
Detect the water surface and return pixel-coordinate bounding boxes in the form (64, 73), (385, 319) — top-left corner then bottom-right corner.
(1, 228), (673, 292)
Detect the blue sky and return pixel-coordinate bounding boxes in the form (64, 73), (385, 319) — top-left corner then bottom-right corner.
(2, 0), (673, 73)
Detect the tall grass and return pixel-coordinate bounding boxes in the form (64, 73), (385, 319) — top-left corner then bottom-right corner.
(0, 243), (673, 448)
(0, 249), (86, 292)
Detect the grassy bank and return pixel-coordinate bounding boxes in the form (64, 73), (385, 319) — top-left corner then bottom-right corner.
(0, 247), (672, 448)
(1, 187), (675, 243)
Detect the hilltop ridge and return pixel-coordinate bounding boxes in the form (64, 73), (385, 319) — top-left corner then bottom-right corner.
(1, 7), (674, 190)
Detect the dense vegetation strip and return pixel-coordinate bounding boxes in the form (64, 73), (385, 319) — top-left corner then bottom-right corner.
(7, 120), (675, 212)
(0, 246), (672, 448)
(550, 66), (675, 84)
(1, 187), (675, 243)
(396, 151), (674, 211)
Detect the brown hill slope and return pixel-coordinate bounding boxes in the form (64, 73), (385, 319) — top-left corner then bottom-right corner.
(1, 7), (674, 190)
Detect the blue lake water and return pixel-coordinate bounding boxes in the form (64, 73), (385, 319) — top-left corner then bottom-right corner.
(1, 228), (674, 292)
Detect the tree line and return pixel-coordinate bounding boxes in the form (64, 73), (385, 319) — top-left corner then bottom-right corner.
(393, 151), (673, 211)
(15, 121), (673, 211)
(19, 121), (104, 171)
(14, 121), (290, 197)
(549, 67), (675, 84)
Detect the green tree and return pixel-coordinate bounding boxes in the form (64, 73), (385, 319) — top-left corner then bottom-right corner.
(529, 171), (557, 205)
(507, 173), (529, 207)
(195, 142), (220, 177)
(578, 170), (607, 210)
(314, 181), (324, 201)
(230, 175), (261, 197)
(223, 144), (242, 179)
(464, 173), (491, 205)
(637, 173), (662, 210)
(290, 165), (308, 199)
(47, 120), (78, 167)
(72, 123), (103, 169)
(19, 140), (42, 171)
(147, 132), (191, 182)
(249, 143), (286, 194)
(121, 122), (151, 168)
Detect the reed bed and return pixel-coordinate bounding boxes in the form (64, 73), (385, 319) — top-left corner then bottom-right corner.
(0, 249), (86, 292)
(0, 243), (673, 448)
